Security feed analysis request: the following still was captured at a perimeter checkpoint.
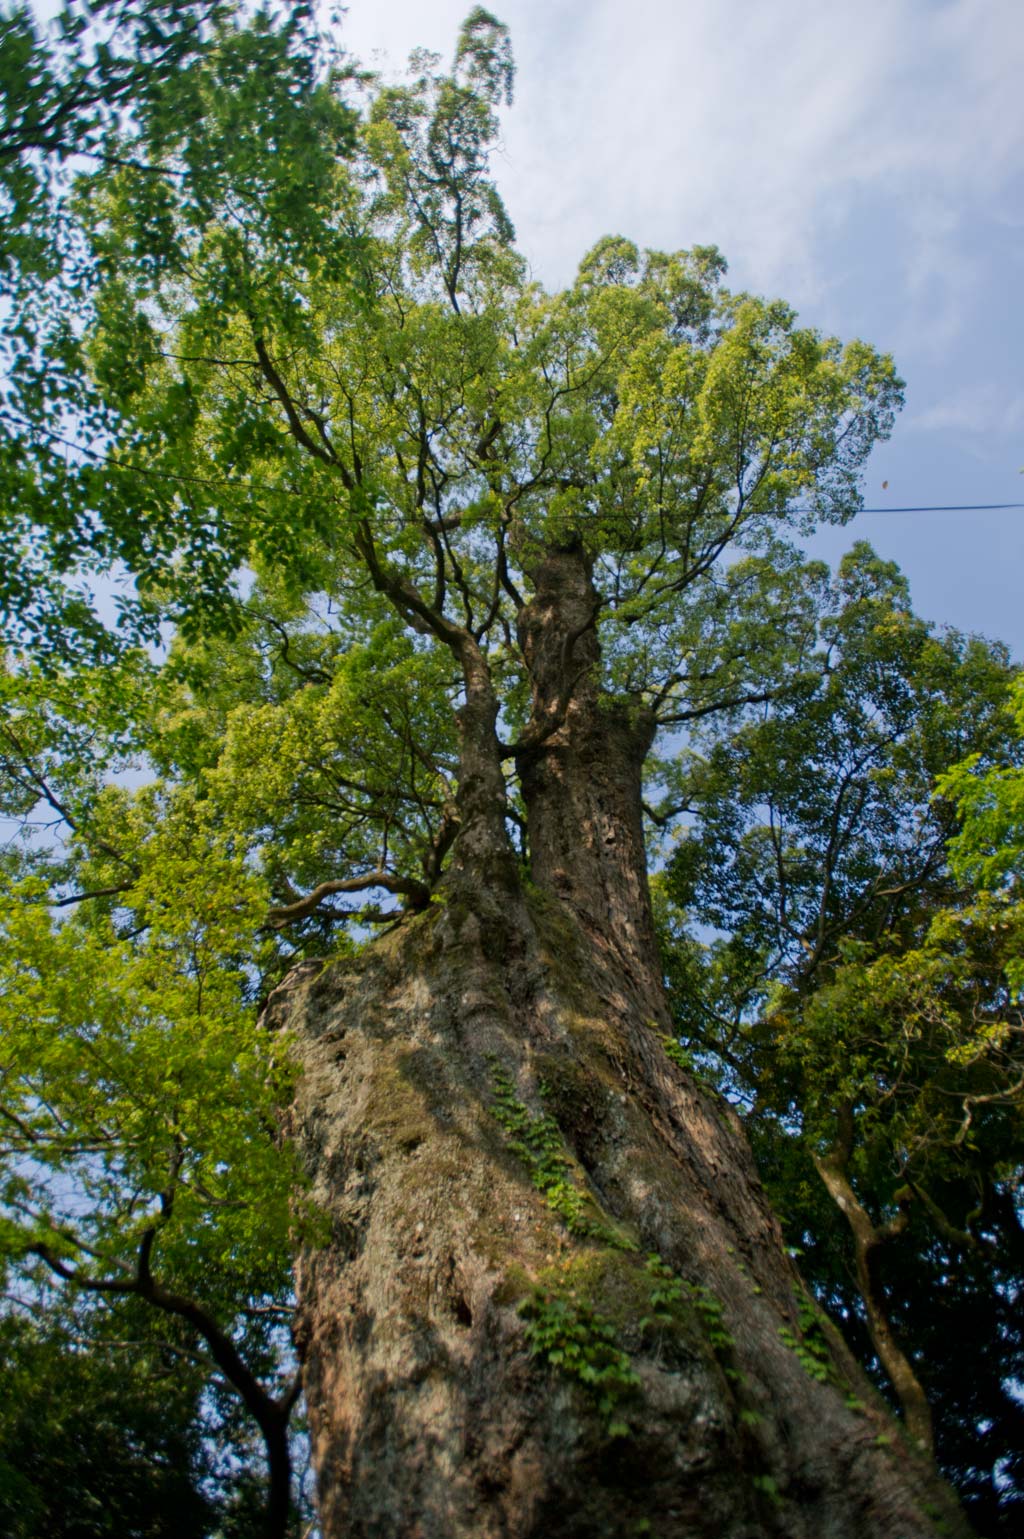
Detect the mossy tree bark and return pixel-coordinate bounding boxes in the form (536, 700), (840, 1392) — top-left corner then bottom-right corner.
(269, 540), (971, 1539)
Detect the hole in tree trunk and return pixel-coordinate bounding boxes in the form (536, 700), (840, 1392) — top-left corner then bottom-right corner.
(453, 1293), (473, 1328)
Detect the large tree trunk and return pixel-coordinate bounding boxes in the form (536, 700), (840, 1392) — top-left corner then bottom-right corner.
(269, 542), (970, 1537)
(275, 902), (967, 1537)
(515, 540), (664, 1022)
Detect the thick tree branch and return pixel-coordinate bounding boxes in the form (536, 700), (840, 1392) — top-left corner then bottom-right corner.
(352, 516), (473, 659)
(51, 883), (133, 908)
(906, 1181), (992, 1257)
(654, 689), (773, 727)
(813, 1116), (933, 1455)
(247, 608), (333, 684)
(253, 335), (349, 479)
(267, 870), (431, 927)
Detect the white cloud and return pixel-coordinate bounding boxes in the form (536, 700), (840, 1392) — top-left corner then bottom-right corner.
(336, 1), (1023, 326)
(909, 386), (1024, 441)
(331, 1), (1024, 649)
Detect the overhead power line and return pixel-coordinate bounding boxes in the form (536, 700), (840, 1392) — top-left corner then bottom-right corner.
(5, 411), (1022, 523)
(854, 503), (1024, 515)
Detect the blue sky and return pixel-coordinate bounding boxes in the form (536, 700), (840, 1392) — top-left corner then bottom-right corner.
(339, 0), (1024, 656)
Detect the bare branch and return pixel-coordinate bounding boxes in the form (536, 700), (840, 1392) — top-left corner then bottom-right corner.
(267, 870), (431, 927)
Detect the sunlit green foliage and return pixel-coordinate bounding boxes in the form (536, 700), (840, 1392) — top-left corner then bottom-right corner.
(0, 654), (310, 1288)
(0, 0), (355, 655)
(0, 793), (296, 1275)
(9, 2), (1009, 1530)
(0, 651), (313, 1528)
(940, 675), (1024, 995)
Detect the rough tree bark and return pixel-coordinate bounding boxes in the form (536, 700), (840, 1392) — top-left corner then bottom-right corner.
(268, 540), (971, 1538)
(515, 543), (663, 1019)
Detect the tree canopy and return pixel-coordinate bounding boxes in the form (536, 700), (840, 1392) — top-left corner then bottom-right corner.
(1, 5), (1021, 1536)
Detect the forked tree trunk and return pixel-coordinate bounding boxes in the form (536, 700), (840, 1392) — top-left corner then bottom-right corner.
(269, 544), (970, 1538)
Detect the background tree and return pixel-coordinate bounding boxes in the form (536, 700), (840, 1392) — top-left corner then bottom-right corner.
(658, 546), (1024, 1533)
(0, 650), (316, 1537)
(0, 1296), (235, 1539)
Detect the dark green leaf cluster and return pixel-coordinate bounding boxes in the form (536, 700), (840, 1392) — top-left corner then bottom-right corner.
(0, 1300), (220, 1538)
(658, 543), (1024, 1530)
